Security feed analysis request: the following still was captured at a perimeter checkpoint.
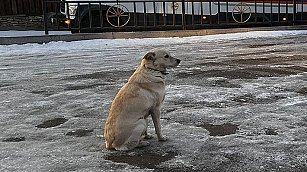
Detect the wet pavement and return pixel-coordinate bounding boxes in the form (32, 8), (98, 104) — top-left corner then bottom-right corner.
(0, 31), (307, 171)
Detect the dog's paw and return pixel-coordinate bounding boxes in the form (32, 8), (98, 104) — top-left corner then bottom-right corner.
(144, 133), (153, 139)
(158, 137), (167, 142)
(137, 141), (150, 148)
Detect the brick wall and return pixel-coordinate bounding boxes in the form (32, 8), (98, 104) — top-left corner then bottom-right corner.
(0, 15), (44, 30)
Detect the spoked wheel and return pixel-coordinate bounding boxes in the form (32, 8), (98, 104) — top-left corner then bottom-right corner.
(232, 2), (251, 23)
(106, 4), (130, 27)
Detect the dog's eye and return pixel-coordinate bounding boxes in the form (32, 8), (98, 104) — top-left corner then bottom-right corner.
(164, 55), (169, 58)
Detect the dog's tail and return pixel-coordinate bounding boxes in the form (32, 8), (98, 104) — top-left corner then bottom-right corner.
(105, 141), (113, 150)
(104, 129), (114, 150)
(105, 137), (114, 150)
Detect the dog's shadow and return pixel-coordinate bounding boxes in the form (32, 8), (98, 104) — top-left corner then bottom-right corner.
(104, 143), (178, 170)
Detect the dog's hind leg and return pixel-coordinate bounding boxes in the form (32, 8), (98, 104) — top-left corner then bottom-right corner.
(115, 119), (149, 151)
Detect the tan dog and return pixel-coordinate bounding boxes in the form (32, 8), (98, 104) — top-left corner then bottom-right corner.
(104, 49), (180, 151)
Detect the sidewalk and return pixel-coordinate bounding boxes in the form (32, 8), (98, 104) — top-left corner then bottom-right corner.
(0, 30), (71, 37)
(1, 25), (307, 45)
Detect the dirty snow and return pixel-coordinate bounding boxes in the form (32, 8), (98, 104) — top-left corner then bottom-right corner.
(0, 30), (307, 171)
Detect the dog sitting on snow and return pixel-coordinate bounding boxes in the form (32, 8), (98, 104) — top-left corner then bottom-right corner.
(104, 49), (180, 150)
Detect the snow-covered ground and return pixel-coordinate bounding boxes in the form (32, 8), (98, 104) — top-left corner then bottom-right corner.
(0, 30), (71, 37)
(0, 30), (307, 171)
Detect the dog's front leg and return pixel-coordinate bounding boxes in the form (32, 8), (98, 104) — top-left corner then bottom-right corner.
(144, 118), (153, 139)
(151, 108), (167, 141)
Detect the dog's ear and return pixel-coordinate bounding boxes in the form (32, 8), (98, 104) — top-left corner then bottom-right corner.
(143, 52), (156, 60)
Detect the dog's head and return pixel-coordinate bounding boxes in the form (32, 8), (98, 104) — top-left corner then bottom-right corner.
(142, 49), (180, 73)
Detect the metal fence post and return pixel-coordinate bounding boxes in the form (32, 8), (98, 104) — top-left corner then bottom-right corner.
(182, 0), (186, 30)
(43, 0), (49, 35)
(293, 0), (296, 25)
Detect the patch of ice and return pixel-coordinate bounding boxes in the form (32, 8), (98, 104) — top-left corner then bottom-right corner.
(282, 97), (307, 106)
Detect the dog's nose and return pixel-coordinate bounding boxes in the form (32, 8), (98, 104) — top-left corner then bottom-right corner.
(176, 59), (181, 64)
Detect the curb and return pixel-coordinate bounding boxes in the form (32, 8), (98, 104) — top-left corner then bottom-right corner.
(1, 25), (307, 45)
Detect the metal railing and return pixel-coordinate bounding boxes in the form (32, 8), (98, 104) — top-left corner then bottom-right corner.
(43, 0), (307, 34)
